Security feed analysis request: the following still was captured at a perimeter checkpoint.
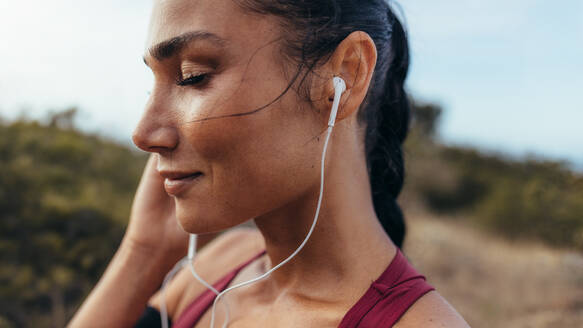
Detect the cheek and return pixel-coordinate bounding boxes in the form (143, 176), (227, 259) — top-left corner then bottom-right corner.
(216, 125), (320, 224)
(176, 101), (322, 232)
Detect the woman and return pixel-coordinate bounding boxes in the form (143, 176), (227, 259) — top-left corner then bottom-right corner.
(70, 0), (469, 327)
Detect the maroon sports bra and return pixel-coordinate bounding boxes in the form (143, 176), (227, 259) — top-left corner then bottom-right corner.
(173, 249), (434, 328)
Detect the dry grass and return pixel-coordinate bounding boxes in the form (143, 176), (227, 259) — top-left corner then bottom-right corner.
(403, 210), (583, 328)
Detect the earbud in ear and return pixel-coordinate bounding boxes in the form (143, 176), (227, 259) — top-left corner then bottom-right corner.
(333, 76), (346, 94)
(328, 76), (346, 127)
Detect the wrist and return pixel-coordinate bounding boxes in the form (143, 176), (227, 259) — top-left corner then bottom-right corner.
(119, 236), (179, 277)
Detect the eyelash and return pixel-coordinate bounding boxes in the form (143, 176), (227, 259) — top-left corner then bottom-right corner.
(176, 73), (209, 87)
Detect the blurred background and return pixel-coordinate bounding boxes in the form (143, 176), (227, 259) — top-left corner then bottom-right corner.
(0, 0), (582, 327)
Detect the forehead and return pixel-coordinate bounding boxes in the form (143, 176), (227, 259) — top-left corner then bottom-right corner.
(146, 0), (278, 55)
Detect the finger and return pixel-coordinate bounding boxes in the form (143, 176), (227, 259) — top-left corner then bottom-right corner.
(144, 153), (163, 182)
(135, 154), (173, 204)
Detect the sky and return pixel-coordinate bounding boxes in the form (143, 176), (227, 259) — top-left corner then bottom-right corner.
(1, 0), (582, 168)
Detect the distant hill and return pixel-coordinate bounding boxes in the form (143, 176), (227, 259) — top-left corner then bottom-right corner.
(404, 101), (583, 251)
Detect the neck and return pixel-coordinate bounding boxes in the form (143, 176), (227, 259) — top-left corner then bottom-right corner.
(253, 126), (397, 300)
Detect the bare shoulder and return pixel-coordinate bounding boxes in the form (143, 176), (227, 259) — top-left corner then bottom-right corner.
(149, 228), (264, 319)
(394, 291), (470, 328)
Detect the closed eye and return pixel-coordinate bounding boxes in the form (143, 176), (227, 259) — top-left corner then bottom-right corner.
(177, 74), (209, 87)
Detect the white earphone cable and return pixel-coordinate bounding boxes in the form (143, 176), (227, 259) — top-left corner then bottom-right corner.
(160, 257), (186, 328)
(159, 235), (231, 328)
(188, 255), (231, 327)
(208, 124), (335, 328)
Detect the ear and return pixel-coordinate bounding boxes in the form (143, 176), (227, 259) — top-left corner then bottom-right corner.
(313, 31), (377, 125)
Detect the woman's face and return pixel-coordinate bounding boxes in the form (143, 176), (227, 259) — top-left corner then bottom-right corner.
(134, 0), (326, 233)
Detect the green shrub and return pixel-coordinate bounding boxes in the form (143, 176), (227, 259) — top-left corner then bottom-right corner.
(405, 102), (583, 251)
(0, 116), (146, 327)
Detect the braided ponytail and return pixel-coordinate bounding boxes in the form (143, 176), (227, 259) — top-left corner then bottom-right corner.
(366, 11), (410, 248)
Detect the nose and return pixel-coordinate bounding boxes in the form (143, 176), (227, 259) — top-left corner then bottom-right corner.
(132, 96), (179, 153)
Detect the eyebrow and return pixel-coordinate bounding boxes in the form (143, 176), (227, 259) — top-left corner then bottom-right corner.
(143, 31), (227, 65)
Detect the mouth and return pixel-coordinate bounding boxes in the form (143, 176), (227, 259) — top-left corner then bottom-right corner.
(159, 171), (204, 196)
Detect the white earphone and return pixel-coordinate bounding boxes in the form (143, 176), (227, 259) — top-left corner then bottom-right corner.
(160, 76), (346, 328)
(329, 76), (346, 127)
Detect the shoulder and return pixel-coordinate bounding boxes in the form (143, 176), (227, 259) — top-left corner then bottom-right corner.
(149, 228), (264, 319)
(393, 291), (470, 328)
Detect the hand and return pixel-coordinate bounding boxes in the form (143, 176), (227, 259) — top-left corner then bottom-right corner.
(124, 154), (189, 266)
(69, 154), (189, 327)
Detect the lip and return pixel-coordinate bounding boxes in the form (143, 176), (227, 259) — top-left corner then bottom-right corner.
(159, 171), (203, 196)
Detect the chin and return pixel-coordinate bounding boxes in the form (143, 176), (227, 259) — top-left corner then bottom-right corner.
(175, 202), (247, 234)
